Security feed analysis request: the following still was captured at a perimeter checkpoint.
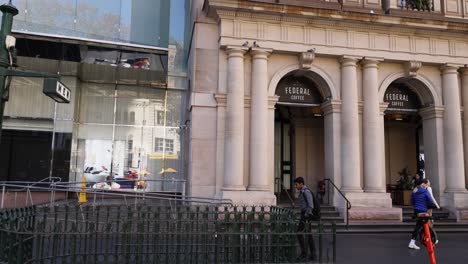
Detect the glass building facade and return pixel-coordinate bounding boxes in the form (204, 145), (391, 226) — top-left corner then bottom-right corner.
(0, 0), (190, 193)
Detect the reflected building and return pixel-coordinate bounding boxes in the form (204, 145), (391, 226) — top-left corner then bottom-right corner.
(0, 0), (190, 193)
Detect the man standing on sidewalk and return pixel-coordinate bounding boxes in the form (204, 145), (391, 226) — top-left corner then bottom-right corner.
(294, 177), (318, 262)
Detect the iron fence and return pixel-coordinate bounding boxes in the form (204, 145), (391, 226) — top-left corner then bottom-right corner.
(0, 204), (336, 263)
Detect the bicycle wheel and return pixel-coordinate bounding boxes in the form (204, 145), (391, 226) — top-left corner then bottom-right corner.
(417, 226), (438, 247)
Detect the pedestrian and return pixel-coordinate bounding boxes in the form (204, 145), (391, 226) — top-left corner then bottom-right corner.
(411, 173), (422, 189)
(425, 179), (440, 227)
(408, 178), (435, 250)
(294, 177), (317, 262)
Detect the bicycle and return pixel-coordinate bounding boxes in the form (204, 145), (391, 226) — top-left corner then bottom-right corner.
(417, 213), (438, 264)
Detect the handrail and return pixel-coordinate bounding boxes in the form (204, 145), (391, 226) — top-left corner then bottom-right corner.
(1, 177), (62, 208)
(282, 183), (295, 207)
(11, 177), (62, 192)
(274, 177), (295, 207)
(324, 178), (351, 229)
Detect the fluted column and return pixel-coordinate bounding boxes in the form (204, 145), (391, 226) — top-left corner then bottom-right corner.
(340, 56), (363, 192)
(223, 47), (248, 191)
(362, 58), (385, 192)
(248, 48), (272, 191)
(441, 64), (466, 192)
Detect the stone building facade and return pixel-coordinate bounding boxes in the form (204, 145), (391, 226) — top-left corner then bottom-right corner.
(188, 0), (468, 221)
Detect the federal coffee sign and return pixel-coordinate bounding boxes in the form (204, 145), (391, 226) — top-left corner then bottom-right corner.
(384, 85), (420, 111)
(276, 76), (321, 105)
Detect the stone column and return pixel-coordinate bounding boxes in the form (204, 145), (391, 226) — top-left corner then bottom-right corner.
(322, 100), (342, 204)
(461, 67), (468, 189)
(362, 58), (385, 192)
(340, 56), (363, 192)
(441, 64), (466, 192)
(223, 47), (248, 191)
(420, 106), (446, 205)
(248, 48), (272, 191)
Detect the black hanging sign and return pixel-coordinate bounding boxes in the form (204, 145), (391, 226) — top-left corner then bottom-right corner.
(276, 76), (321, 105)
(384, 85), (420, 111)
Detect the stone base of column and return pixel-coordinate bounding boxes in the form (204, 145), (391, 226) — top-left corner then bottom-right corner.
(219, 190), (276, 206)
(338, 192), (399, 223)
(347, 207), (403, 223)
(441, 191), (468, 209)
(342, 192), (393, 208)
(363, 187), (386, 193)
(222, 185), (246, 191)
(340, 187), (364, 193)
(440, 192), (468, 221)
(247, 185), (270, 191)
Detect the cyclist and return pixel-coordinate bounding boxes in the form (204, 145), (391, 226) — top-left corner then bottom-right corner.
(408, 178), (435, 250)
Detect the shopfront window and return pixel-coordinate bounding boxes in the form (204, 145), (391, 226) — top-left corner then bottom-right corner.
(12, 0), (170, 48)
(1, 36), (185, 193)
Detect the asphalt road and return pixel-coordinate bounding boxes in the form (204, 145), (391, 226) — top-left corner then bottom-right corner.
(334, 233), (468, 264)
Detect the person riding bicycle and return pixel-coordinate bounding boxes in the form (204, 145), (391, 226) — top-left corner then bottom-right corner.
(408, 178), (435, 250)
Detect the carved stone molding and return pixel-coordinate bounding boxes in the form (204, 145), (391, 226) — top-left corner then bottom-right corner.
(405, 61), (422, 77)
(419, 106), (445, 120)
(214, 94), (227, 106)
(380, 102), (389, 116)
(321, 99), (341, 116)
(299, 49), (315, 69)
(268, 95), (280, 110)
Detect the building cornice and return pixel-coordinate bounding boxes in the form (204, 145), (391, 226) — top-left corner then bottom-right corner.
(207, 0), (468, 39)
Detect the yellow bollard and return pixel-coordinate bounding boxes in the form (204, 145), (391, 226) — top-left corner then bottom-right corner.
(79, 176), (87, 203)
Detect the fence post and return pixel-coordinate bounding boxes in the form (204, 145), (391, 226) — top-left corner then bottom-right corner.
(332, 222), (336, 262)
(318, 222), (323, 262)
(1, 185), (5, 208)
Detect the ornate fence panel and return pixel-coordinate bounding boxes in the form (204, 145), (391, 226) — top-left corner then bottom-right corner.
(0, 205), (336, 263)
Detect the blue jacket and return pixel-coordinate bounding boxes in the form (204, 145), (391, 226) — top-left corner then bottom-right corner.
(410, 186), (434, 212)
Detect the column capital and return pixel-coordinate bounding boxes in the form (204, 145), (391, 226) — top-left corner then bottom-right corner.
(268, 95), (280, 109)
(440, 64), (463, 74)
(459, 67), (468, 76)
(419, 106), (445, 120)
(250, 47), (272, 59)
(360, 57), (383, 68)
(225, 46), (249, 58)
(339, 56), (361, 66)
(321, 99), (341, 115)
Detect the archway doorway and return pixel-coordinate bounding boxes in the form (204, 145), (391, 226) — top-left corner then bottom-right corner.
(274, 71), (325, 205)
(384, 80), (427, 205)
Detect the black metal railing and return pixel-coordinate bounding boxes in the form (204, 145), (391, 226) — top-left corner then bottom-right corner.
(0, 204), (336, 263)
(324, 178), (351, 229)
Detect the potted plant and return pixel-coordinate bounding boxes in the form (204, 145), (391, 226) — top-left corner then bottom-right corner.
(396, 167), (414, 205)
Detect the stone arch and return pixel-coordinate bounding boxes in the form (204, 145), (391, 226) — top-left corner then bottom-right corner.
(379, 72), (441, 106)
(268, 64), (338, 100)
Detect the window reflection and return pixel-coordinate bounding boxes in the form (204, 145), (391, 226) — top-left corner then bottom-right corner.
(12, 0), (172, 48)
(74, 83), (183, 191)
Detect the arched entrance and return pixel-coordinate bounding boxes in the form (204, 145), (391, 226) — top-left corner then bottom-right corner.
(273, 70), (329, 205)
(383, 77), (436, 205)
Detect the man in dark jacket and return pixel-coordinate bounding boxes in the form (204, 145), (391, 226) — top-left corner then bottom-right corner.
(294, 177), (317, 261)
(408, 178), (435, 250)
